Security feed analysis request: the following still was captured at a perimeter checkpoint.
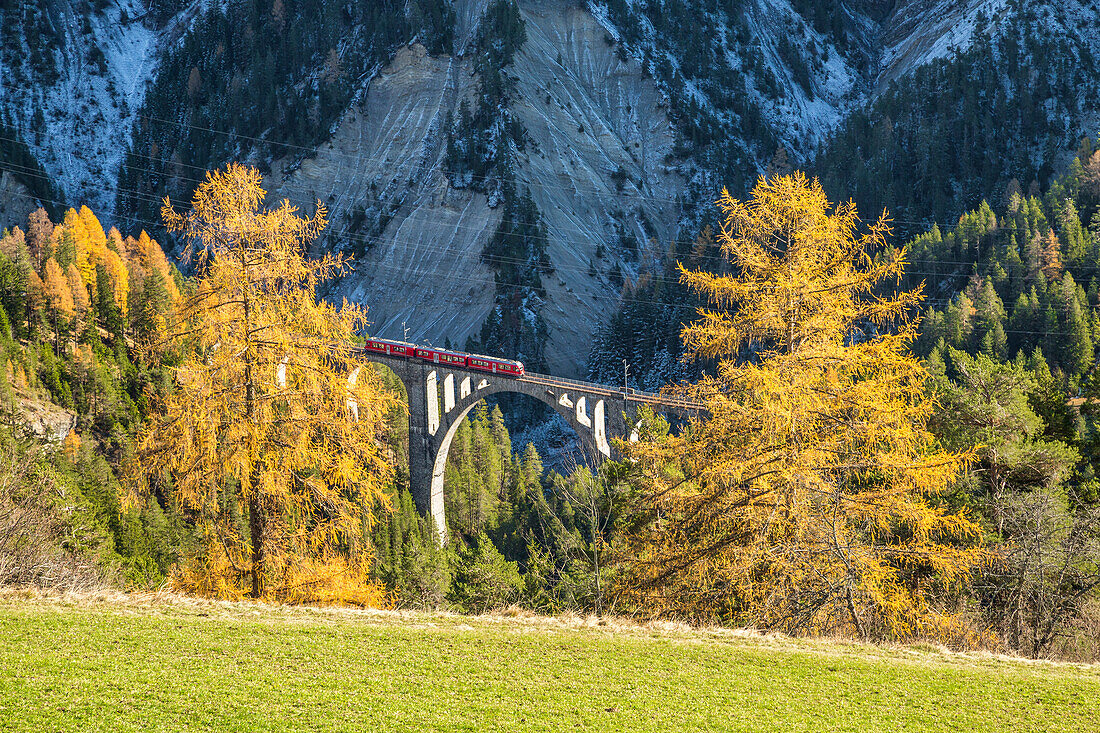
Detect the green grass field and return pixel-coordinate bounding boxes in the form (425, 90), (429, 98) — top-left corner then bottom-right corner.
(1, 591), (1097, 732)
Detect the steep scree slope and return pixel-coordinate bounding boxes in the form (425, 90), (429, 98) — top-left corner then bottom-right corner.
(269, 0), (684, 376)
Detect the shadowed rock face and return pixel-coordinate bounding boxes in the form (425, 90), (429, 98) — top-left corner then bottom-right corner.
(268, 0), (684, 377)
(266, 43), (501, 358)
(0, 173), (38, 229)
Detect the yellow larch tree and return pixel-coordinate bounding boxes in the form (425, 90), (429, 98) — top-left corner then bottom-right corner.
(42, 258), (75, 323)
(126, 228), (181, 302)
(68, 206), (99, 288)
(65, 263), (90, 320)
(119, 227), (180, 350)
(78, 205), (107, 248)
(26, 270), (46, 315)
(131, 163), (400, 603)
(100, 246), (129, 317)
(620, 173), (989, 643)
(66, 206), (129, 316)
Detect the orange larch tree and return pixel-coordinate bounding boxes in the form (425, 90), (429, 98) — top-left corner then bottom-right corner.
(620, 173), (989, 643)
(131, 163), (400, 604)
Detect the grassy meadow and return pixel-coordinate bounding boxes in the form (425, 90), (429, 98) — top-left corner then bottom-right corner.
(1, 591), (1097, 732)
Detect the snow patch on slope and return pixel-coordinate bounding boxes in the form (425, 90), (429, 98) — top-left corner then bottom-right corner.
(0, 1), (205, 220)
(876, 0), (1008, 88)
(744, 0), (861, 155)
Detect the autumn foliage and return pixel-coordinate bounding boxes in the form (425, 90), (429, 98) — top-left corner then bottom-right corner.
(1, 203), (176, 359)
(620, 173), (989, 643)
(132, 163), (399, 604)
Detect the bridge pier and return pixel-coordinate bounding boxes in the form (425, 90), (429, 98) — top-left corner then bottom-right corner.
(388, 359), (448, 542)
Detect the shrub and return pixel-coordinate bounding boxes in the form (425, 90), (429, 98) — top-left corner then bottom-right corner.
(448, 532), (522, 613)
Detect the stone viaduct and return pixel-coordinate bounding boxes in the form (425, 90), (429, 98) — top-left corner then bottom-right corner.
(363, 351), (698, 543)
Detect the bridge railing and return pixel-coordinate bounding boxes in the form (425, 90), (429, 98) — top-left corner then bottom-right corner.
(523, 371), (702, 412)
(356, 348), (703, 412)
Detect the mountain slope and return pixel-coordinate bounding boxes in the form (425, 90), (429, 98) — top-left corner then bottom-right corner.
(585, 0), (1100, 385)
(5, 0), (1100, 379)
(268, 0), (684, 376)
(817, 0), (1100, 228)
(0, 1), (203, 218)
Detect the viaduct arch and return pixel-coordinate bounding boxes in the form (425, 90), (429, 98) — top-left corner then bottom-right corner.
(366, 352), (697, 543)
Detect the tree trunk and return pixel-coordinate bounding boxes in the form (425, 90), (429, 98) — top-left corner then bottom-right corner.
(593, 533), (602, 616)
(847, 585), (866, 640)
(242, 247), (264, 598)
(248, 493), (265, 598)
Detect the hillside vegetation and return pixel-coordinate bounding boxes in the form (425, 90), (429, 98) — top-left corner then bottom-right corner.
(3, 164), (1100, 664)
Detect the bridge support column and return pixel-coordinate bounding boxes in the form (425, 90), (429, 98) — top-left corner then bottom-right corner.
(398, 361), (447, 543)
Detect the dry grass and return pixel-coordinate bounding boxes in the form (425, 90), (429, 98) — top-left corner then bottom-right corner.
(5, 587), (1097, 672)
(1044, 600), (1100, 663)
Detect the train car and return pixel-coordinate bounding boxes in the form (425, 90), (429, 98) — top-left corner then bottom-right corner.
(467, 355), (525, 376)
(414, 347), (465, 367)
(366, 339), (525, 378)
(438, 351), (466, 367)
(363, 338), (416, 357)
(363, 339), (388, 355)
(466, 356), (496, 373)
(495, 359), (525, 377)
(388, 341), (416, 357)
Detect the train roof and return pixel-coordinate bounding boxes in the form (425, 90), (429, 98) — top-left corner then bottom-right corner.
(366, 337), (523, 367)
(368, 337), (418, 348)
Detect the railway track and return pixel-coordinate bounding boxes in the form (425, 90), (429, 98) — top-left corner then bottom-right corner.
(521, 372), (702, 412)
(356, 341), (702, 412)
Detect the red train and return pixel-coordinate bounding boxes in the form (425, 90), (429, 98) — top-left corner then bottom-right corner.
(362, 337), (525, 377)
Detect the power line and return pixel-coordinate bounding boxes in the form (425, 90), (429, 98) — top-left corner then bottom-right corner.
(2, 166), (1096, 312)
(5, 105), (1100, 338)
(6, 180), (1100, 341)
(0, 80), (951, 230)
(0, 159), (1089, 303)
(0, 92), (694, 210)
(129, 110), (695, 207)
(0, 145), (965, 284)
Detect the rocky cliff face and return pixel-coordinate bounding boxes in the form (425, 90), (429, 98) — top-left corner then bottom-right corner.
(510, 0), (683, 374)
(268, 0), (684, 376)
(875, 0), (1008, 88)
(266, 43), (501, 356)
(3, 0), (1100, 377)
(18, 395), (77, 444)
(0, 173), (39, 230)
